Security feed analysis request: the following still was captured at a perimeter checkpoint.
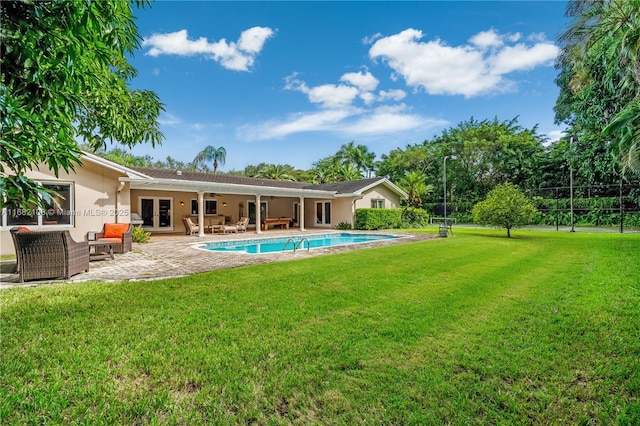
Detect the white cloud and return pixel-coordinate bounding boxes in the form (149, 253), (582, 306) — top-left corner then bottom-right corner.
(238, 106), (447, 141)
(378, 89), (407, 101)
(340, 70), (379, 91)
(158, 112), (183, 127)
(142, 27), (275, 71)
(359, 92), (376, 105)
(362, 33), (383, 45)
(308, 84), (361, 108)
(369, 28), (559, 97)
(491, 42), (559, 74)
(238, 26), (275, 53)
(508, 32), (522, 43)
(268, 68), (442, 141)
(238, 109), (356, 140)
(470, 29), (503, 49)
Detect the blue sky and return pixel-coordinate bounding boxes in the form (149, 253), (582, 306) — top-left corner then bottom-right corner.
(124, 1), (569, 172)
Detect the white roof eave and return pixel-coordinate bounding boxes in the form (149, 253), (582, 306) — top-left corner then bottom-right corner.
(119, 177), (337, 198)
(349, 178), (408, 199)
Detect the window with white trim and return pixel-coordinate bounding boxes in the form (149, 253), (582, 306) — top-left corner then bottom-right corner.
(315, 201), (331, 225)
(190, 199), (217, 215)
(371, 199), (385, 208)
(2, 182), (74, 227)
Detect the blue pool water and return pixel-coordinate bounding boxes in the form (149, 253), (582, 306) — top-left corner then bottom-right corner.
(197, 233), (400, 254)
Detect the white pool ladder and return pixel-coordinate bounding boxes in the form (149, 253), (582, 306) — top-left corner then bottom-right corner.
(282, 238), (310, 252)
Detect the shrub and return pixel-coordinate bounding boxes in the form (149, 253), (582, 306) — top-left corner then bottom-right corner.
(131, 226), (151, 243)
(335, 221), (352, 230)
(400, 207), (430, 228)
(355, 208), (403, 230)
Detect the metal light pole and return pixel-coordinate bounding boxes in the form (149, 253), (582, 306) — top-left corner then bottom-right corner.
(443, 155), (458, 226)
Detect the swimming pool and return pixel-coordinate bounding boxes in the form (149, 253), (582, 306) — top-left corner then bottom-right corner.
(196, 233), (401, 254)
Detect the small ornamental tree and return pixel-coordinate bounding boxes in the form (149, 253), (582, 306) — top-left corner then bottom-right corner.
(472, 182), (536, 238)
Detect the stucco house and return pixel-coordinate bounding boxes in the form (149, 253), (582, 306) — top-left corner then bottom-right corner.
(1, 152), (407, 255)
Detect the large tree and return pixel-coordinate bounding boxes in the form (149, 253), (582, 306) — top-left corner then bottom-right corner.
(555, 0), (640, 175)
(427, 117), (545, 203)
(1, 0), (164, 209)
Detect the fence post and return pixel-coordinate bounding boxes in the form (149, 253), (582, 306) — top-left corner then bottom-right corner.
(556, 188), (560, 231)
(620, 180), (624, 234)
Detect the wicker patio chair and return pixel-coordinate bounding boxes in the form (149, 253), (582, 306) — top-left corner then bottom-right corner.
(95, 223), (133, 253)
(10, 228), (90, 282)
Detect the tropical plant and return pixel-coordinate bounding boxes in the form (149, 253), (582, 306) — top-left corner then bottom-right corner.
(131, 226), (151, 243)
(335, 163), (363, 182)
(556, 0), (640, 175)
(334, 221), (352, 230)
(399, 171), (433, 209)
(1, 0), (164, 210)
(256, 164), (296, 181)
(192, 145), (226, 174)
(310, 157), (340, 184)
(472, 182), (537, 238)
(98, 147), (152, 168)
(603, 100), (640, 175)
(336, 141), (377, 177)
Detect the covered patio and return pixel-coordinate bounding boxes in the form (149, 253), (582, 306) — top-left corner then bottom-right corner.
(123, 169), (341, 237)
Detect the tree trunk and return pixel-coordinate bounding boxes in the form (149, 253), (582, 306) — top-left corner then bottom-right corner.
(507, 225), (511, 238)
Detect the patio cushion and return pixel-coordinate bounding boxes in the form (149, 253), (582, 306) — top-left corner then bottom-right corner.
(97, 237), (123, 244)
(103, 223), (129, 239)
(17, 226), (31, 233)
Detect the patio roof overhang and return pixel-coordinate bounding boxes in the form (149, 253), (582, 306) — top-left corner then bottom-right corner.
(119, 177), (337, 199)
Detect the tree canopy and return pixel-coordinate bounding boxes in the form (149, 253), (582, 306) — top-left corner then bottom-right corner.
(1, 0), (164, 209)
(555, 0), (640, 175)
(472, 182), (537, 238)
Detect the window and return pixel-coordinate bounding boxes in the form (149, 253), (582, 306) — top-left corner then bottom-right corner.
(190, 199), (217, 215)
(371, 199), (385, 208)
(3, 182), (74, 227)
(315, 201), (331, 225)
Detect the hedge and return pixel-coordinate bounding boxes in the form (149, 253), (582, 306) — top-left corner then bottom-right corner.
(354, 208), (429, 230)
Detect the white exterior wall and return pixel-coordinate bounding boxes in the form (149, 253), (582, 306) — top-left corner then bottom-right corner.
(356, 185), (402, 209)
(1, 161), (131, 255)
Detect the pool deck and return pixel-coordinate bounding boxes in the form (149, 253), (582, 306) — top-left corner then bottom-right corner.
(1, 230), (436, 289)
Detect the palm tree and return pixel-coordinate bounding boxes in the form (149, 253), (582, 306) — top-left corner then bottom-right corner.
(336, 163), (363, 182)
(193, 145), (226, 173)
(310, 157), (340, 183)
(337, 141), (376, 177)
(257, 164), (296, 181)
(400, 171), (432, 208)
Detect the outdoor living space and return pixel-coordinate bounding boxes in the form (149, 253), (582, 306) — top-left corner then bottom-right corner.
(3, 228), (638, 424)
(0, 229), (430, 288)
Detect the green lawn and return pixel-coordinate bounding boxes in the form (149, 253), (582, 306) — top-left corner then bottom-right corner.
(2, 228), (639, 424)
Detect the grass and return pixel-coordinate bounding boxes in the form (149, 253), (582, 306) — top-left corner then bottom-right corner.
(1, 228), (639, 424)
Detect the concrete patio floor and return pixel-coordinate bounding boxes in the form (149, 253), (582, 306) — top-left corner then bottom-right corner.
(1, 230), (436, 289)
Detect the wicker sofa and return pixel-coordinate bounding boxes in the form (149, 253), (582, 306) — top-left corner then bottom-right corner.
(95, 223), (133, 253)
(10, 228), (90, 282)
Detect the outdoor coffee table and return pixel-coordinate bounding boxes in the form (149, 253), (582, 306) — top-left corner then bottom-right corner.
(88, 240), (115, 261)
(216, 225), (238, 234)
